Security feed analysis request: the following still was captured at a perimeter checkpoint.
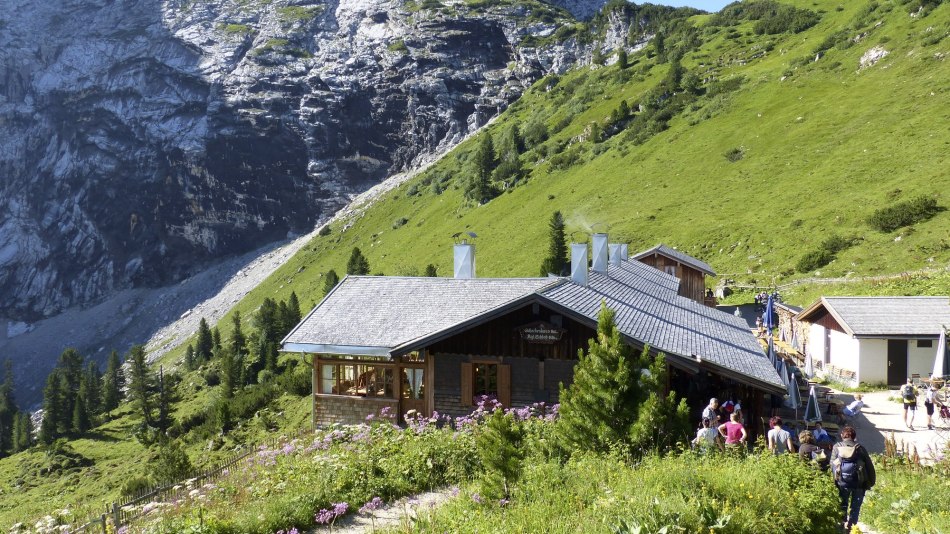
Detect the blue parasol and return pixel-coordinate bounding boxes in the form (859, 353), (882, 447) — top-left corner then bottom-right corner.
(767, 336), (778, 367)
(764, 293), (775, 335)
(804, 385), (822, 423)
(785, 368), (801, 420)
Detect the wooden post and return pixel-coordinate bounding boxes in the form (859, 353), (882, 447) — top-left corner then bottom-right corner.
(100, 513), (107, 534)
(311, 353), (318, 429)
(111, 502), (120, 530)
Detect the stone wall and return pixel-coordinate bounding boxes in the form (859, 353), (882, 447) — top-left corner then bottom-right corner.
(313, 394), (398, 426)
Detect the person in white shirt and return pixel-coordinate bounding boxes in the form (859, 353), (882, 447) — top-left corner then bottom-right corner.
(925, 386), (936, 430)
(767, 416), (794, 454)
(692, 418), (723, 451)
(839, 394), (864, 423)
(702, 398), (720, 427)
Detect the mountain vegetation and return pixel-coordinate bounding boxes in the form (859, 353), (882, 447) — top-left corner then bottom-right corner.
(1, 0), (949, 530)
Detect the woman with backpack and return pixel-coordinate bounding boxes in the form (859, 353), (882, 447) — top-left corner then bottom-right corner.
(901, 378), (918, 430)
(831, 426), (876, 532)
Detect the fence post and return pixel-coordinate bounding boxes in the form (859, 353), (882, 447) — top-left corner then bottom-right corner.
(111, 502), (120, 530)
(100, 513), (107, 534)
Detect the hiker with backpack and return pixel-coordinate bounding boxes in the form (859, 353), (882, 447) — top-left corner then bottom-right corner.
(900, 378), (918, 430)
(831, 426), (876, 532)
(797, 430), (829, 471)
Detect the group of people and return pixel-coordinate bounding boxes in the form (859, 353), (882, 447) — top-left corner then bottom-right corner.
(900, 377), (942, 431)
(692, 397), (876, 531)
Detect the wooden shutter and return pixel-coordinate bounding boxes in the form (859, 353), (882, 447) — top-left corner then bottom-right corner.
(498, 364), (511, 408)
(460, 362), (473, 406)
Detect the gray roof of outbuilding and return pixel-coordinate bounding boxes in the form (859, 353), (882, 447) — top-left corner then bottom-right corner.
(281, 276), (561, 355)
(799, 296), (950, 337)
(540, 260), (783, 390)
(631, 244), (717, 276)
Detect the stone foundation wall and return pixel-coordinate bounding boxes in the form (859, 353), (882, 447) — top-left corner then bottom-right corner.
(313, 395), (398, 426)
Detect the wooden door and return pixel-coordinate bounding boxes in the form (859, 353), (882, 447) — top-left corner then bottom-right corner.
(400, 365), (427, 420)
(887, 339), (908, 386)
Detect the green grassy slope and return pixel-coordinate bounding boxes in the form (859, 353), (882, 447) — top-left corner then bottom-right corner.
(3, 0), (949, 528)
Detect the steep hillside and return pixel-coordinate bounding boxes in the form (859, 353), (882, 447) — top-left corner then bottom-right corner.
(231, 0), (949, 316)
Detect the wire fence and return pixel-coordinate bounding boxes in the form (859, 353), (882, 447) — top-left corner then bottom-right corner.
(68, 428), (312, 533)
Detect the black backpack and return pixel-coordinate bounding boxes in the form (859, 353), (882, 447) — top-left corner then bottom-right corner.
(833, 444), (867, 488)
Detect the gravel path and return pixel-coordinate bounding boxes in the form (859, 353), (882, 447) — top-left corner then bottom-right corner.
(306, 488), (455, 534)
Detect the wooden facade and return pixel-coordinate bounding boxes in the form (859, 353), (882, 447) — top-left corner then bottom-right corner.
(309, 301), (595, 426)
(636, 252), (708, 304)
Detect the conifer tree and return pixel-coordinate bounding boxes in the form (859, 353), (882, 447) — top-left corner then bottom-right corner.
(467, 134), (496, 203)
(230, 311), (248, 358)
(476, 409), (524, 501)
(212, 327), (222, 352)
(184, 344), (195, 371)
(0, 360), (17, 453)
(83, 361), (102, 420)
(39, 371), (65, 444)
(126, 345), (155, 427)
(102, 350), (124, 413)
(424, 264), (438, 277)
(592, 44), (605, 65)
(156, 366), (173, 432)
(346, 247), (371, 275)
(196, 318), (214, 362)
(286, 291), (302, 331)
(13, 412), (32, 452)
(323, 269), (340, 295)
(71, 389), (90, 434)
(557, 302), (641, 453)
(539, 211), (569, 276)
(57, 348), (84, 418)
(617, 48), (628, 69)
(219, 347), (236, 399)
(276, 300), (292, 337)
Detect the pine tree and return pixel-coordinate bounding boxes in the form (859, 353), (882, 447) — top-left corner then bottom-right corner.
(557, 302), (689, 456)
(212, 327), (222, 352)
(57, 348), (84, 419)
(196, 318), (214, 362)
(0, 360), (17, 453)
(83, 361), (102, 420)
(557, 302), (641, 454)
(230, 311), (247, 358)
(156, 366), (173, 432)
(39, 371), (65, 444)
(219, 347), (236, 399)
(323, 269), (340, 295)
(72, 389), (90, 434)
(617, 48), (628, 69)
(286, 291), (302, 331)
(592, 44), (605, 66)
(276, 300), (292, 337)
(424, 264), (438, 277)
(13, 412), (33, 452)
(467, 134), (496, 204)
(476, 409), (524, 501)
(539, 211), (569, 276)
(497, 123), (523, 162)
(184, 344), (195, 371)
(346, 247), (371, 275)
(126, 345), (155, 427)
(102, 350), (124, 413)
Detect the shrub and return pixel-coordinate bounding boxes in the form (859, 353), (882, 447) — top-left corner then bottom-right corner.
(796, 234), (856, 273)
(147, 440), (194, 485)
(392, 217), (409, 229)
(724, 147), (744, 162)
(120, 475), (152, 498)
(317, 225), (331, 236)
(867, 195), (941, 232)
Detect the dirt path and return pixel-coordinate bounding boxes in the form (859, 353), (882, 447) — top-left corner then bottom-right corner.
(306, 488), (455, 533)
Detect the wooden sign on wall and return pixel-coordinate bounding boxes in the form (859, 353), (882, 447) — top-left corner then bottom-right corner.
(517, 321), (566, 344)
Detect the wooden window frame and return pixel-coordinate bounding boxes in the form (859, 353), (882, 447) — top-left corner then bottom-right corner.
(317, 360), (397, 399)
(460, 357), (510, 407)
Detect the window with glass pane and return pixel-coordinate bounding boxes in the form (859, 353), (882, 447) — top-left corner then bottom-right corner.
(358, 365), (394, 398)
(474, 363), (498, 397)
(402, 368), (425, 399)
(320, 364), (336, 394)
(319, 363), (394, 398)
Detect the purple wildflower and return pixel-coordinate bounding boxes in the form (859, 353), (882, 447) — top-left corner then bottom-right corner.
(499, 499), (509, 507)
(471, 493), (482, 504)
(315, 502), (348, 525)
(449, 486), (460, 497)
(359, 496), (383, 514)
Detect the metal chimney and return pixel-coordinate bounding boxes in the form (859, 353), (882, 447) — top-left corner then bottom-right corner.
(570, 243), (588, 286)
(620, 244), (629, 261)
(592, 233), (608, 274)
(609, 244), (622, 267)
(454, 243), (475, 279)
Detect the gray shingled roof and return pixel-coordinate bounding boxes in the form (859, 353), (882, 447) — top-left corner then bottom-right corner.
(804, 297), (950, 337)
(540, 260), (783, 390)
(282, 276), (560, 355)
(632, 244), (717, 276)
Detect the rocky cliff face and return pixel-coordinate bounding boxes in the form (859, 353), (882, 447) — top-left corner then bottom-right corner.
(0, 0), (613, 322)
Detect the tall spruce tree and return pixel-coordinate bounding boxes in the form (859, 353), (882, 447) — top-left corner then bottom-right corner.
(323, 269), (340, 295)
(0, 360), (17, 453)
(156, 367), (173, 432)
(346, 247), (371, 275)
(102, 350), (124, 413)
(57, 348), (84, 420)
(184, 344), (195, 371)
(13, 411), (33, 452)
(71, 389), (90, 434)
(83, 361), (102, 421)
(219, 347), (236, 399)
(467, 134), (496, 203)
(39, 371), (65, 444)
(424, 264), (438, 277)
(212, 327), (222, 352)
(230, 311), (248, 357)
(539, 211), (569, 276)
(196, 318), (214, 362)
(286, 291), (302, 329)
(617, 48), (628, 69)
(126, 345), (155, 427)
